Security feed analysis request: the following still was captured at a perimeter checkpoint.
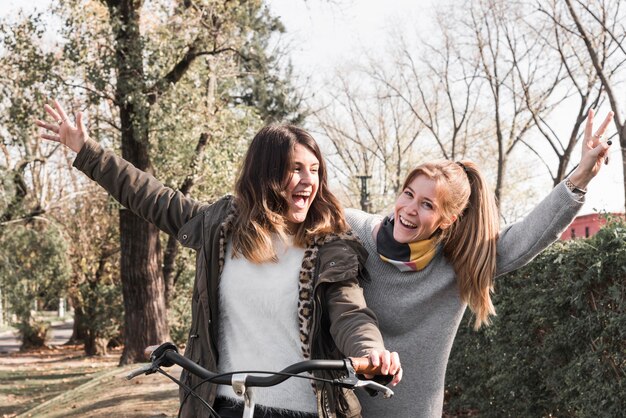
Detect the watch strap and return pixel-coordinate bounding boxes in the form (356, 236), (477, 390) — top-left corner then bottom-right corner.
(565, 178), (587, 196)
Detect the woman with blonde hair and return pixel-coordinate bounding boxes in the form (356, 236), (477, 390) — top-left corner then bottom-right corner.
(36, 100), (401, 418)
(345, 110), (614, 418)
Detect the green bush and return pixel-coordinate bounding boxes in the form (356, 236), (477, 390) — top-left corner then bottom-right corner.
(445, 218), (626, 417)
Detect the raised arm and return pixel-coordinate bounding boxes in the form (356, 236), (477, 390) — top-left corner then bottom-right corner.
(496, 109), (614, 276)
(35, 99), (207, 237)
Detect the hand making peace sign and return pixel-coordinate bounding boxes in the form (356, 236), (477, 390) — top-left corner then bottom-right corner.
(569, 109), (614, 189)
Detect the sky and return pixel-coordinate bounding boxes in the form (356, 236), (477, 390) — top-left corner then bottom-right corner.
(2, 0), (624, 215)
(264, 0), (624, 216)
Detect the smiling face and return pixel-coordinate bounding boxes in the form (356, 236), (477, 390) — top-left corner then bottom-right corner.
(284, 143), (320, 225)
(393, 174), (454, 243)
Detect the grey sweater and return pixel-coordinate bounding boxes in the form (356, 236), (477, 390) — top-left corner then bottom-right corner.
(346, 182), (583, 418)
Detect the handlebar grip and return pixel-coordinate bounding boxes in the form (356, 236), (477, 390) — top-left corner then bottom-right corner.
(348, 357), (385, 375)
(126, 364), (152, 380)
(144, 345), (160, 358)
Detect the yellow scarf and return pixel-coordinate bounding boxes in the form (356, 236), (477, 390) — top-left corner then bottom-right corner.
(376, 215), (438, 272)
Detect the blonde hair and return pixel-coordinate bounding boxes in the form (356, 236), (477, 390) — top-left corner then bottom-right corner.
(232, 124), (348, 263)
(402, 160), (500, 329)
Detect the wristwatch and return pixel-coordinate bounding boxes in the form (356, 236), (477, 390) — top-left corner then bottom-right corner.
(564, 177), (587, 197)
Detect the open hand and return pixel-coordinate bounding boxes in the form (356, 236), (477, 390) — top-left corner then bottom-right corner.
(35, 99), (87, 153)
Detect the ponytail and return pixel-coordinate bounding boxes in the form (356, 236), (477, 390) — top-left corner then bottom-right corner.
(400, 160), (500, 328)
(441, 161), (499, 329)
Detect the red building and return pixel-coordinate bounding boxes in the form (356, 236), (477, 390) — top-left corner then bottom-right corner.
(560, 212), (624, 240)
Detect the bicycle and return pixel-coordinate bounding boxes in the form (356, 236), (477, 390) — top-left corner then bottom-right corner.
(127, 342), (395, 418)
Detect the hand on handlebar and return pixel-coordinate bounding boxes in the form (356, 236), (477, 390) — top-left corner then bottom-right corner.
(362, 349), (402, 386)
(129, 342), (396, 416)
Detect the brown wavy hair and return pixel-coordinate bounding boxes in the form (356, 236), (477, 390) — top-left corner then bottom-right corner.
(231, 124), (348, 263)
(402, 160), (500, 329)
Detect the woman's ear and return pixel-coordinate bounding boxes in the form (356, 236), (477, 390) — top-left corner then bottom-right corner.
(439, 215), (458, 230)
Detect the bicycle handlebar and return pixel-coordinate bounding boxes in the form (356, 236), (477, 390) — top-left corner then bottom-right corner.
(131, 342), (394, 399)
(143, 343), (388, 379)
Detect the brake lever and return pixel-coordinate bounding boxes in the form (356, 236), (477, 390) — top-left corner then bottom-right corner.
(333, 359), (394, 398)
(354, 380), (394, 399)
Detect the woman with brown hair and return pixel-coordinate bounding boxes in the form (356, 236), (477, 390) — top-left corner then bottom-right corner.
(36, 100), (401, 418)
(345, 110), (614, 418)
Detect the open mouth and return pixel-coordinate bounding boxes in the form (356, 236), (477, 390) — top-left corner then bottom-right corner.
(292, 191), (311, 209)
(398, 215), (418, 229)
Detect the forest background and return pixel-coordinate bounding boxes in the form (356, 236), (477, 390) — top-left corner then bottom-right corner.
(0, 0), (624, 416)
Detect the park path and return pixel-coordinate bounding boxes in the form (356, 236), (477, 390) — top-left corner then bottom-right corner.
(0, 320), (180, 418)
(0, 320), (73, 355)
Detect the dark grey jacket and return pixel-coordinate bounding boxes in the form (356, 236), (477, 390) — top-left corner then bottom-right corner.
(73, 139), (386, 417)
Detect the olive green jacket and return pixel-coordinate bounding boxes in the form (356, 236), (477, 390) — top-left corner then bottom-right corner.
(73, 139), (386, 417)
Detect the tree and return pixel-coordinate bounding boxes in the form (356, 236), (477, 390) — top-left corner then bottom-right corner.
(522, 0), (604, 187)
(58, 185), (122, 356)
(0, 13), (68, 228)
(56, 0), (301, 364)
(0, 222), (70, 349)
(368, 15), (482, 163)
(558, 0), (626, 213)
(312, 0), (576, 218)
(0, 0), (304, 364)
(312, 71), (425, 211)
(0, 13), (76, 349)
(464, 0), (569, 204)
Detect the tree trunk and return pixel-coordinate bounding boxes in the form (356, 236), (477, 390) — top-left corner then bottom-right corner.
(107, 0), (169, 365)
(118, 209), (169, 364)
(162, 237), (178, 308)
(67, 303), (88, 345)
(84, 329), (109, 356)
(622, 132), (626, 216)
(19, 319), (49, 351)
